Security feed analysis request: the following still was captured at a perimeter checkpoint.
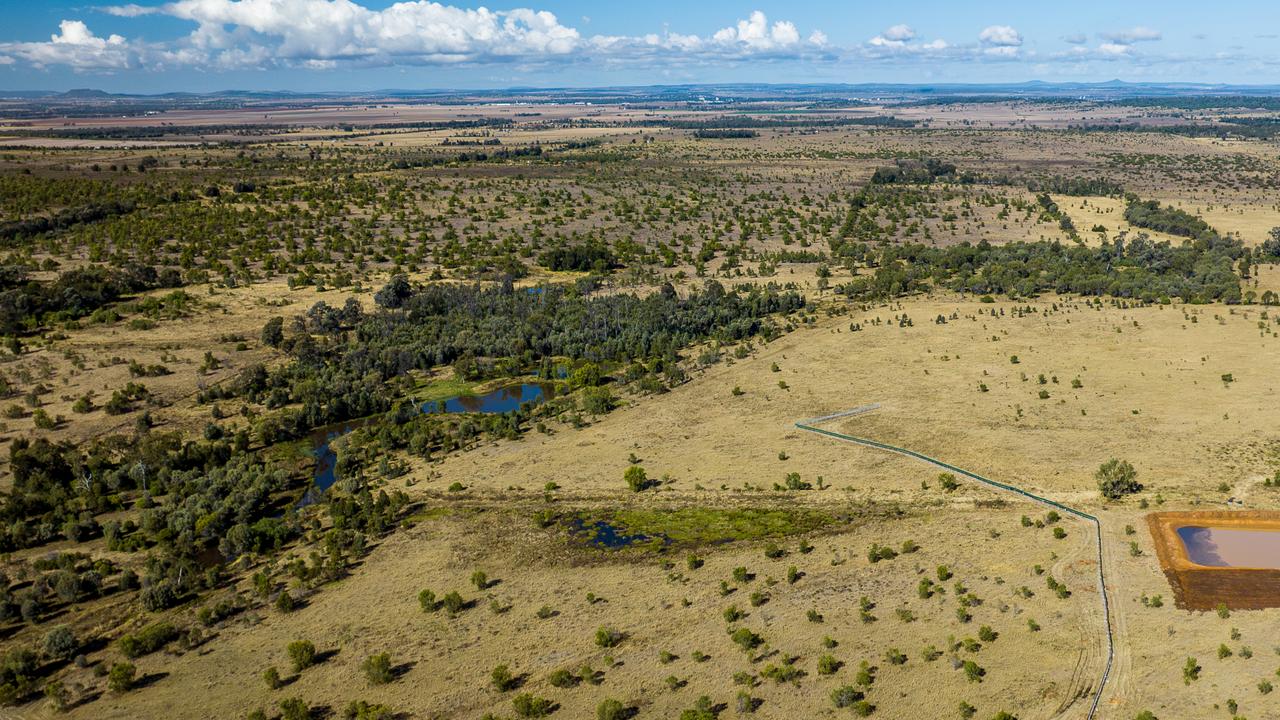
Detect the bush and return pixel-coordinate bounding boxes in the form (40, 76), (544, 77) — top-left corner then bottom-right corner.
(362, 653), (393, 684)
(761, 659), (804, 684)
(41, 626), (77, 660)
(139, 580), (180, 611)
(597, 698), (626, 720)
(288, 640), (317, 673)
(418, 589), (437, 612)
(731, 627), (762, 653)
(595, 626), (623, 648)
(492, 664), (517, 692)
(119, 622), (177, 659)
(512, 693), (554, 718)
(679, 695), (717, 720)
(624, 466), (654, 492)
(442, 591), (466, 614)
(263, 666), (281, 690)
(548, 668), (576, 688)
(108, 662), (136, 693)
(831, 685), (863, 708)
(1097, 459), (1141, 499)
(344, 700), (395, 720)
(280, 698), (310, 720)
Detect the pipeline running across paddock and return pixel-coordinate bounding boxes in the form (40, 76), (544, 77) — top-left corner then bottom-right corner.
(796, 406), (1114, 720)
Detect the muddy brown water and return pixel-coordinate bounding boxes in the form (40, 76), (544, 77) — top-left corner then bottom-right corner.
(1176, 525), (1280, 569)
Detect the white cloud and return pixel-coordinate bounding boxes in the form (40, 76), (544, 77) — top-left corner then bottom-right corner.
(2, 4), (828, 71)
(882, 24), (915, 42)
(0, 20), (133, 70)
(162, 0), (581, 63)
(1062, 33), (1087, 45)
(102, 3), (161, 16)
(1098, 42), (1132, 56)
(979, 25), (1022, 47)
(867, 23), (948, 53)
(1100, 26), (1161, 44)
(711, 11), (800, 50)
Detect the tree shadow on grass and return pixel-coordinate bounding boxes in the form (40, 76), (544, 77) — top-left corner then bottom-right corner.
(132, 671), (170, 690)
(389, 660), (417, 681)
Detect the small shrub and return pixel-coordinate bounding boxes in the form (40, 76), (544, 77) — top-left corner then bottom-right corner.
(108, 662), (136, 693)
(280, 698), (311, 720)
(831, 685), (863, 708)
(595, 626), (623, 648)
(287, 640), (317, 673)
(442, 591), (466, 614)
(343, 700), (395, 720)
(512, 693), (554, 718)
(597, 698), (626, 720)
(362, 653), (393, 684)
(492, 664), (518, 691)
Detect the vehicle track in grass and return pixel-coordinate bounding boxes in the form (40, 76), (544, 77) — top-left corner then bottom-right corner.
(796, 406), (1114, 720)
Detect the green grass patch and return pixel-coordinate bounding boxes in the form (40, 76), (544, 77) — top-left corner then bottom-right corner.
(606, 507), (838, 546)
(410, 375), (478, 403)
(258, 437), (314, 466)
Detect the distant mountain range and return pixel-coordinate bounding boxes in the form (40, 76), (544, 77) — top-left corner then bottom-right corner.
(4, 82), (1280, 121)
(6, 81), (1280, 103)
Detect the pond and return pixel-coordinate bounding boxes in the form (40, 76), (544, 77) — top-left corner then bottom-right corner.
(572, 518), (669, 549)
(420, 383), (552, 414)
(1177, 525), (1280, 569)
(301, 382), (554, 506)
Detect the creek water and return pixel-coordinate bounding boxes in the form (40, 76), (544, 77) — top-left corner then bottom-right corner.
(300, 382), (553, 505)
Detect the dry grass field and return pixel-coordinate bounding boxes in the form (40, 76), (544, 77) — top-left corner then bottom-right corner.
(2, 98), (1280, 720)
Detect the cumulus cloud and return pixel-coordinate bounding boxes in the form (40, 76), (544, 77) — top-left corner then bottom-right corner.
(882, 24), (915, 42)
(866, 23), (949, 54)
(1, 3), (829, 71)
(1100, 26), (1161, 44)
(710, 11), (801, 50)
(103, 3), (161, 16)
(1062, 33), (1087, 45)
(161, 0), (581, 64)
(979, 25), (1022, 47)
(0, 20), (133, 70)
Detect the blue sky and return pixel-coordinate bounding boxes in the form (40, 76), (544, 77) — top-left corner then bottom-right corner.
(1, 0), (1278, 92)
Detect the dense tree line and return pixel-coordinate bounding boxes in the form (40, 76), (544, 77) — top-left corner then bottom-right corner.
(1069, 121), (1280, 140)
(870, 158), (965, 185)
(647, 116), (916, 129)
(693, 130), (759, 139)
(1023, 175), (1124, 197)
(835, 232), (1244, 303)
(1123, 199), (1215, 239)
(538, 242), (620, 272)
(0, 263), (182, 335)
(236, 279), (804, 442)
